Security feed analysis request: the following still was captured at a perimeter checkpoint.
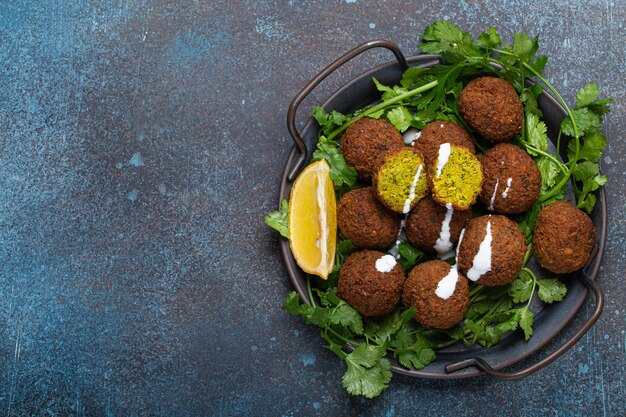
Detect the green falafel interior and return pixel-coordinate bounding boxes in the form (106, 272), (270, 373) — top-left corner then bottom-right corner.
(269, 20), (612, 399)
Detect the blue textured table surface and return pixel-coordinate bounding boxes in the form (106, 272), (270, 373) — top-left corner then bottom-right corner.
(0, 1), (624, 416)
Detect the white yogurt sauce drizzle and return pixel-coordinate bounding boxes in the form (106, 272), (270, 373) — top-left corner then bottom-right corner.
(456, 228), (465, 257)
(466, 219), (493, 282)
(435, 265), (459, 300)
(488, 178), (500, 211)
(433, 203), (455, 259)
(501, 177), (513, 199)
(403, 128), (421, 146)
(435, 143), (451, 178)
(402, 164), (424, 214)
(375, 254), (397, 273)
(388, 219), (406, 260)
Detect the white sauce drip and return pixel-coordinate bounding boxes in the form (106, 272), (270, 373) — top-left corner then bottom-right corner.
(456, 228), (465, 258)
(388, 219), (406, 259)
(435, 143), (451, 178)
(403, 128), (421, 145)
(316, 172), (328, 265)
(434, 203), (455, 259)
(501, 177), (513, 199)
(488, 178), (500, 211)
(402, 164), (424, 214)
(375, 254), (397, 273)
(439, 123), (445, 128)
(466, 220), (493, 282)
(435, 265), (459, 300)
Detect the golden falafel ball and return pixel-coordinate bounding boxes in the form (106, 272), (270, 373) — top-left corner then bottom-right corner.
(458, 77), (524, 143)
(533, 200), (596, 274)
(338, 250), (404, 317)
(405, 196), (472, 256)
(429, 144), (483, 211)
(337, 187), (401, 250)
(341, 117), (405, 182)
(372, 148), (429, 214)
(480, 143), (542, 214)
(412, 121), (475, 169)
(457, 215), (526, 286)
(402, 261), (469, 329)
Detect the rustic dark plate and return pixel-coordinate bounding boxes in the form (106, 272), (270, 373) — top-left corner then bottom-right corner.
(278, 42), (605, 380)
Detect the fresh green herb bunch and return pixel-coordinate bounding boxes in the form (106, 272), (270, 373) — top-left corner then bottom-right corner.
(266, 21), (612, 399)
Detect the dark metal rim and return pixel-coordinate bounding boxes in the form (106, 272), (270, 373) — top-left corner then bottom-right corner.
(279, 41), (606, 380)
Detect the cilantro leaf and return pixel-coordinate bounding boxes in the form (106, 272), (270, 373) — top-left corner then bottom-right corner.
(386, 106), (413, 132)
(420, 20), (482, 62)
(313, 136), (357, 188)
(512, 32), (539, 63)
(524, 113), (549, 155)
(264, 199), (289, 238)
(477, 27), (501, 48)
(561, 108), (602, 137)
(372, 77), (407, 101)
(537, 279), (568, 304)
(536, 157), (560, 191)
(390, 326), (436, 370)
(312, 106), (349, 136)
(575, 82), (600, 107)
(342, 344), (392, 399)
(509, 270), (534, 303)
(364, 307), (415, 344)
(519, 308), (534, 340)
(397, 242), (425, 271)
(568, 129), (607, 164)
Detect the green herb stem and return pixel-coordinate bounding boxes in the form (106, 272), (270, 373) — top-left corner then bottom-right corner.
(326, 80), (439, 142)
(306, 275), (317, 308)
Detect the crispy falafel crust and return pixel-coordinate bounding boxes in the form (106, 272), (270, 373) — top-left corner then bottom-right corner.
(413, 121), (475, 169)
(405, 197), (472, 254)
(458, 77), (524, 143)
(457, 215), (526, 286)
(402, 260), (469, 329)
(480, 143), (541, 214)
(337, 187), (400, 250)
(341, 117), (405, 182)
(337, 250), (404, 317)
(533, 200), (596, 274)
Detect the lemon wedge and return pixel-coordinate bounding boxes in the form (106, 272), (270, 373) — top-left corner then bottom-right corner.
(288, 159), (336, 279)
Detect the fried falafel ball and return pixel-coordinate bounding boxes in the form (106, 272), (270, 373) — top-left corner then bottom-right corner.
(341, 117), (405, 182)
(338, 250), (404, 317)
(533, 200), (596, 274)
(405, 196), (472, 257)
(458, 77), (524, 143)
(430, 144), (483, 210)
(412, 121), (475, 169)
(457, 215), (526, 286)
(402, 261), (469, 329)
(372, 148), (429, 214)
(480, 143), (542, 214)
(337, 187), (401, 250)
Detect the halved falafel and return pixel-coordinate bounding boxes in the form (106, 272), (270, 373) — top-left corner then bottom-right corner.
(372, 148), (429, 214)
(337, 187), (401, 250)
(402, 261), (469, 329)
(457, 215), (526, 286)
(458, 77), (524, 143)
(338, 250), (404, 317)
(533, 200), (596, 274)
(412, 121), (475, 169)
(405, 196), (472, 257)
(341, 117), (405, 182)
(480, 143), (542, 214)
(430, 144), (483, 210)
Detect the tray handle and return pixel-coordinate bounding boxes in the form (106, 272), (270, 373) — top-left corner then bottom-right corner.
(445, 248), (604, 380)
(286, 40), (409, 180)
